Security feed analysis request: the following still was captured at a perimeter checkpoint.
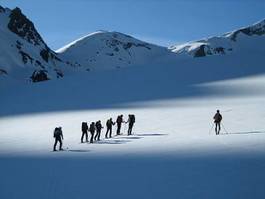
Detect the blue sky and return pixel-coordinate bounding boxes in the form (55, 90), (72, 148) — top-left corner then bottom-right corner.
(1, 0), (264, 50)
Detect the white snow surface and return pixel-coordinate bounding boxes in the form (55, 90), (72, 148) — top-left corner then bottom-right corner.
(1, 46), (265, 198)
(1, 7), (265, 199)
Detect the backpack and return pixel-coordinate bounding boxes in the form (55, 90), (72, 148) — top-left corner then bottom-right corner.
(130, 115), (135, 123)
(96, 121), (101, 129)
(82, 122), (88, 131)
(117, 116), (122, 123)
(106, 119), (111, 126)
(214, 113), (222, 123)
(54, 127), (60, 137)
(90, 123), (95, 132)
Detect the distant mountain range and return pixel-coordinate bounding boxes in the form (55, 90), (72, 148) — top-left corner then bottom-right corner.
(0, 5), (264, 82)
(170, 19), (265, 57)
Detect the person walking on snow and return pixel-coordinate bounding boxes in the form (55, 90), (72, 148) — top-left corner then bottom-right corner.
(213, 110), (222, 135)
(116, 115), (124, 135)
(126, 114), (135, 135)
(95, 120), (103, 141)
(89, 122), (96, 143)
(53, 127), (64, 151)
(81, 122), (89, 143)
(105, 118), (115, 138)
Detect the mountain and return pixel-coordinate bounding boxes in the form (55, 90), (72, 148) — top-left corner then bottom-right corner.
(0, 6), (65, 82)
(1, 6), (265, 199)
(56, 31), (170, 71)
(170, 19), (265, 57)
(0, 5), (171, 82)
(1, 5), (265, 83)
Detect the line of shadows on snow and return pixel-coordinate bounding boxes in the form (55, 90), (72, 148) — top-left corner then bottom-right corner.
(136, 133), (167, 136)
(76, 133), (166, 147)
(229, 131), (265, 135)
(95, 139), (131, 145)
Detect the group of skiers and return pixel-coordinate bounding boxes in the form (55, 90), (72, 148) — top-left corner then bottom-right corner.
(53, 114), (136, 151)
(53, 110), (223, 151)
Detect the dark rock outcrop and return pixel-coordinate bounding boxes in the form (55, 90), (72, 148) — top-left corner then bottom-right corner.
(8, 7), (45, 46)
(194, 45), (206, 57)
(0, 69), (8, 75)
(19, 51), (33, 64)
(30, 70), (49, 82)
(214, 47), (225, 54)
(231, 20), (265, 41)
(0, 5), (5, 13)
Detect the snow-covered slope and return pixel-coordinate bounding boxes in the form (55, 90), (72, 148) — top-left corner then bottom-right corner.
(0, 5), (171, 81)
(1, 7), (265, 199)
(170, 19), (265, 57)
(0, 6), (65, 82)
(1, 55), (265, 199)
(56, 31), (170, 71)
(1, 5), (265, 83)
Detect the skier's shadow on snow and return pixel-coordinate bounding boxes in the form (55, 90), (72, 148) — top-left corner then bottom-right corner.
(68, 149), (91, 153)
(118, 136), (143, 140)
(136, 133), (167, 136)
(96, 139), (131, 144)
(229, 131), (265, 135)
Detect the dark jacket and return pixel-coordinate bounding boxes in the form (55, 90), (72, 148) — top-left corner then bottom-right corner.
(54, 128), (63, 139)
(82, 122), (88, 131)
(128, 115), (135, 124)
(96, 121), (103, 131)
(106, 120), (115, 128)
(116, 116), (123, 124)
(214, 113), (222, 123)
(89, 123), (96, 133)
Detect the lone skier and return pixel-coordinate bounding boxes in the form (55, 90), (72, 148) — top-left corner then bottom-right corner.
(126, 114), (135, 135)
(81, 122), (89, 143)
(105, 118), (115, 138)
(53, 127), (63, 151)
(95, 120), (103, 141)
(89, 122), (96, 143)
(116, 115), (124, 135)
(213, 110), (222, 135)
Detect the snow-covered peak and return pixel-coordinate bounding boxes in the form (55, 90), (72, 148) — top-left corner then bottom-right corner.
(170, 19), (265, 57)
(56, 31), (109, 53)
(56, 31), (169, 71)
(228, 18), (265, 41)
(0, 5), (66, 82)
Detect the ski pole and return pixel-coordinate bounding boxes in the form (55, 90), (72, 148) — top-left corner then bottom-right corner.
(123, 122), (126, 135)
(209, 123), (214, 135)
(221, 123), (229, 134)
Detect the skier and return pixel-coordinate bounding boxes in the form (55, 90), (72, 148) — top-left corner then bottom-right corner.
(105, 118), (115, 138)
(53, 127), (63, 151)
(213, 110), (222, 135)
(81, 122), (89, 143)
(89, 122), (96, 143)
(95, 120), (103, 141)
(116, 115), (124, 135)
(126, 114), (135, 135)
